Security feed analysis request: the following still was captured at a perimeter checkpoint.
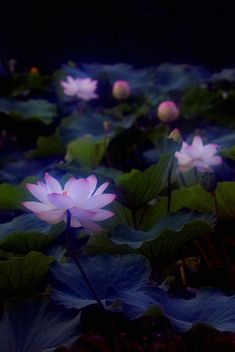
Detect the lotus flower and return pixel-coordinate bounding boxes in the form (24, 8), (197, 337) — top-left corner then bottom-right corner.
(175, 136), (223, 172)
(60, 76), (98, 101)
(22, 173), (115, 231)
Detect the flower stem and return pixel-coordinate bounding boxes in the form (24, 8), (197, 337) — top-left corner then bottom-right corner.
(103, 121), (113, 168)
(195, 239), (211, 267)
(206, 237), (220, 266)
(179, 172), (187, 187)
(179, 260), (187, 288)
(66, 210), (127, 351)
(167, 158), (175, 213)
(212, 193), (233, 289)
(194, 167), (198, 184)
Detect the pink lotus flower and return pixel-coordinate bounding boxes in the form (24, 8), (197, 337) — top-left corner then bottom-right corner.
(22, 173), (115, 231)
(60, 76), (98, 101)
(175, 136), (223, 172)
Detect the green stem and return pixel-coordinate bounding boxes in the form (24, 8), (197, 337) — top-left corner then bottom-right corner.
(103, 123), (112, 167)
(194, 167), (198, 184)
(179, 259), (187, 288)
(195, 239), (211, 267)
(66, 210), (127, 351)
(212, 193), (233, 289)
(167, 158), (175, 213)
(206, 237), (220, 266)
(179, 172), (187, 187)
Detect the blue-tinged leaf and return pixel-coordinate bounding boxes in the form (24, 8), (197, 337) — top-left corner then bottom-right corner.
(111, 212), (215, 249)
(155, 64), (210, 93)
(64, 63), (157, 95)
(60, 112), (136, 143)
(85, 219), (212, 268)
(141, 288), (235, 333)
(0, 98), (57, 124)
(0, 297), (81, 352)
(211, 68), (235, 82)
(50, 253), (151, 310)
(109, 286), (235, 333)
(0, 158), (43, 184)
(109, 287), (235, 333)
(0, 214), (56, 237)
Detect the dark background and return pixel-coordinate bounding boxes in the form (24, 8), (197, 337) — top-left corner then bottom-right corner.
(1, 1), (234, 73)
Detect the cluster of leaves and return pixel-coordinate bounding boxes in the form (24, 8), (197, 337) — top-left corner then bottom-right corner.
(0, 61), (235, 351)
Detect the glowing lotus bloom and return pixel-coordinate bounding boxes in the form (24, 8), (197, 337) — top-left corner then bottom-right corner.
(175, 136), (223, 172)
(22, 173), (115, 231)
(60, 76), (98, 101)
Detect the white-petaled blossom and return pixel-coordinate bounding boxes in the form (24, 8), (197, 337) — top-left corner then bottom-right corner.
(175, 136), (223, 172)
(22, 173), (115, 231)
(60, 76), (98, 101)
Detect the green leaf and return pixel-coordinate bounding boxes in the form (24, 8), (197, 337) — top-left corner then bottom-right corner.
(220, 145), (235, 161)
(0, 176), (37, 210)
(171, 182), (235, 220)
(0, 214), (65, 254)
(85, 218), (212, 269)
(65, 134), (105, 167)
(116, 154), (171, 208)
(181, 86), (220, 117)
(0, 251), (54, 302)
(136, 201), (169, 230)
(181, 86), (235, 126)
(0, 98), (57, 124)
(85, 234), (130, 256)
(110, 212), (214, 249)
(101, 201), (134, 231)
(27, 131), (66, 158)
(138, 220), (212, 267)
(0, 231), (51, 254)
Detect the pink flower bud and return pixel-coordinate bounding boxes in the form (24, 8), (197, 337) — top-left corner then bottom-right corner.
(103, 121), (110, 134)
(157, 101), (179, 123)
(112, 80), (131, 100)
(168, 128), (182, 142)
(30, 67), (39, 75)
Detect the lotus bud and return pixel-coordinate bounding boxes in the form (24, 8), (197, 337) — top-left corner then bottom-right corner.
(157, 101), (179, 123)
(103, 120), (110, 134)
(112, 80), (131, 100)
(168, 128), (182, 142)
(30, 67), (39, 75)
(8, 59), (17, 74)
